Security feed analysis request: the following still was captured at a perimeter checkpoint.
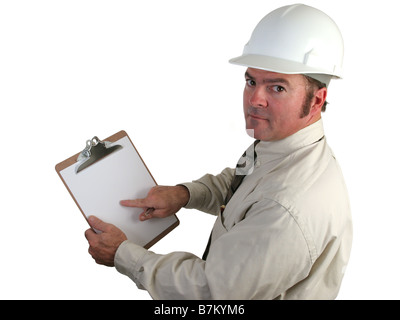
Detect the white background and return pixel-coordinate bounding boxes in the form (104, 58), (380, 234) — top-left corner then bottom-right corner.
(1, 0), (398, 300)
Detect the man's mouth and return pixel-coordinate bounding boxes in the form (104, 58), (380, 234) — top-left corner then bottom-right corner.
(248, 106), (268, 120)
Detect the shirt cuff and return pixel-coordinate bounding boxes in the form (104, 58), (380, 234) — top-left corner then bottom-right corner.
(114, 240), (148, 285)
(177, 182), (207, 210)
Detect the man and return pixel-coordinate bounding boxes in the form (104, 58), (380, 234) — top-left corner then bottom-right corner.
(85, 4), (352, 299)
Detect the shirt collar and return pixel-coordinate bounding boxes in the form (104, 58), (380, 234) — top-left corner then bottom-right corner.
(255, 119), (325, 161)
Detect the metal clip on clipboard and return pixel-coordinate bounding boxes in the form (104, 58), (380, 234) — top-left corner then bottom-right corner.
(76, 136), (123, 173)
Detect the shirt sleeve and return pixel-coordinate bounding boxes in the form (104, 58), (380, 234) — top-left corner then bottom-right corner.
(114, 241), (211, 299)
(179, 167), (235, 215)
(114, 198), (313, 300)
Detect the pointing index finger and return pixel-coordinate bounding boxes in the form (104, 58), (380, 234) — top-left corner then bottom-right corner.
(120, 199), (145, 207)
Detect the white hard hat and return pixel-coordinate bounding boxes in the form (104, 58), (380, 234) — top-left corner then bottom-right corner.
(229, 4), (344, 85)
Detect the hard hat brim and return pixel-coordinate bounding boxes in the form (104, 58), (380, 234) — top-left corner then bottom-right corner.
(229, 54), (342, 79)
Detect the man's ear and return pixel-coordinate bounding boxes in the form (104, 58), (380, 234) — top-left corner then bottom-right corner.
(311, 87), (327, 114)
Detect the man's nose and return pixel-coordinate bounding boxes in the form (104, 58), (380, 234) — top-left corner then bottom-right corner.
(249, 87), (268, 108)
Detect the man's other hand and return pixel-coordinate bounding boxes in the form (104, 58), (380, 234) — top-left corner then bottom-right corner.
(84, 216), (128, 267)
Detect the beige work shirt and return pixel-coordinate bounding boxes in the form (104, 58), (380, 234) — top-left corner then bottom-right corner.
(115, 120), (352, 299)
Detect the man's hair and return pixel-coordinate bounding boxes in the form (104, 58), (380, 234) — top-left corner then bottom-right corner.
(301, 75), (328, 118)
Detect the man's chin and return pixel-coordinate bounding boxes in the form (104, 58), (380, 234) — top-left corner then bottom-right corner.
(246, 125), (276, 141)
(245, 128), (256, 139)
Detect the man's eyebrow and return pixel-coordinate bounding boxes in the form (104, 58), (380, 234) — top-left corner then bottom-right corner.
(263, 78), (290, 86)
(245, 71), (255, 79)
(245, 71), (290, 87)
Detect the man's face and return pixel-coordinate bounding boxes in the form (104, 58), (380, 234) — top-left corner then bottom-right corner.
(243, 68), (318, 141)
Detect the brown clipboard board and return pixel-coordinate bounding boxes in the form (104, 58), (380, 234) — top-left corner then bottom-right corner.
(55, 130), (179, 249)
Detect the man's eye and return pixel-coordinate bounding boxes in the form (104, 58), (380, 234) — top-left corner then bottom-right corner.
(272, 85), (285, 93)
(246, 79), (256, 87)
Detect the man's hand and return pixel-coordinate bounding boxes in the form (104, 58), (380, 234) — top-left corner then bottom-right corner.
(120, 185), (190, 221)
(84, 216), (128, 267)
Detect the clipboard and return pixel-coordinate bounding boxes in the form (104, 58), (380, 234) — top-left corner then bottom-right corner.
(55, 130), (179, 249)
